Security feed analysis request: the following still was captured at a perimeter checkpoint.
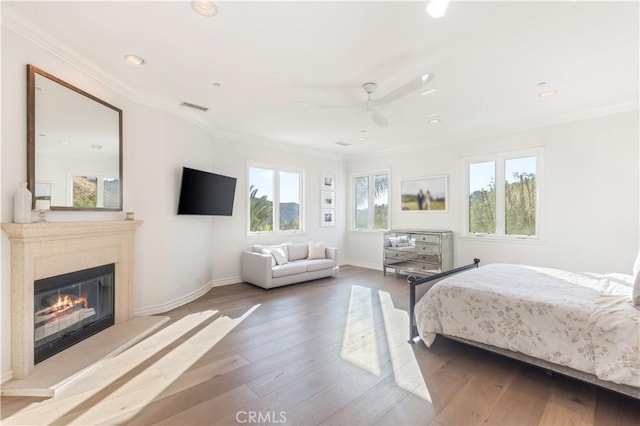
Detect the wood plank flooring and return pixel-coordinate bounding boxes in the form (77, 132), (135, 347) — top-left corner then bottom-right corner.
(2, 265), (639, 425)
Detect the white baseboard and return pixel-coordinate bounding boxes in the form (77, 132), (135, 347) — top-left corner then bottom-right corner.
(134, 281), (213, 316)
(211, 275), (242, 287)
(133, 276), (243, 316)
(1, 370), (13, 384)
(343, 260), (382, 271)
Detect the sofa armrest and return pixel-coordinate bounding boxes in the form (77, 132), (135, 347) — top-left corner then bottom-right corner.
(325, 247), (338, 265)
(241, 251), (273, 288)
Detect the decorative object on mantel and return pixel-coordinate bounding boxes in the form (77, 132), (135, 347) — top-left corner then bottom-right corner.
(35, 199), (50, 222)
(13, 182), (32, 223)
(125, 211), (135, 220)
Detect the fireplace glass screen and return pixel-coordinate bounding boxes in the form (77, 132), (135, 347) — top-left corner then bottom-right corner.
(34, 263), (115, 364)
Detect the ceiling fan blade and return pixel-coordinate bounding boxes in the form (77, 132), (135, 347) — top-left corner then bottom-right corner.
(297, 101), (361, 109)
(372, 73), (434, 107)
(371, 110), (389, 127)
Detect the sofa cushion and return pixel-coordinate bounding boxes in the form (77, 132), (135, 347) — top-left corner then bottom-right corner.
(253, 244), (289, 265)
(260, 248), (277, 266)
(288, 243), (308, 261)
(272, 262), (307, 278)
(305, 258), (336, 272)
(270, 247), (289, 265)
(308, 242), (326, 259)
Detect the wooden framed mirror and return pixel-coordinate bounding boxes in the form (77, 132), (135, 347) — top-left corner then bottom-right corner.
(27, 64), (123, 211)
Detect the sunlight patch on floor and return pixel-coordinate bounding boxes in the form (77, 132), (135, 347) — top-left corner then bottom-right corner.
(3, 307), (258, 425)
(378, 290), (432, 402)
(340, 285), (380, 375)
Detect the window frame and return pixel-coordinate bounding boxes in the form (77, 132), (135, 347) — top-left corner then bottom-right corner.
(247, 162), (305, 236)
(350, 169), (391, 232)
(462, 148), (544, 241)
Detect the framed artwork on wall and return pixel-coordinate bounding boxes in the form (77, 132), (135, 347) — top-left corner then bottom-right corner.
(321, 190), (335, 209)
(321, 174), (335, 190)
(321, 209), (335, 227)
(400, 175), (448, 212)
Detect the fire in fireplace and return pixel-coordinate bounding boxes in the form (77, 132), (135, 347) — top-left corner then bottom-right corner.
(34, 263), (115, 364)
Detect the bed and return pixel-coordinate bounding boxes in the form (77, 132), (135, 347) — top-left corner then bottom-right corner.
(408, 260), (640, 399)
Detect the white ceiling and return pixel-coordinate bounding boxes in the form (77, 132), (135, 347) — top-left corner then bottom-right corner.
(3, 1), (639, 157)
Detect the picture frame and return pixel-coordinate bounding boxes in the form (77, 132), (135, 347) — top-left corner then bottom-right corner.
(321, 173), (335, 190)
(35, 181), (52, 201)
(400, 175), (448, 212)
(321, 209), (335, 227)
(321, 190), (335, 209)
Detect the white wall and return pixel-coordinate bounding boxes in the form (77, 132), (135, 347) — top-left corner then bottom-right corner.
(346, 111), (639, 274)
(1, 26), (346, 379)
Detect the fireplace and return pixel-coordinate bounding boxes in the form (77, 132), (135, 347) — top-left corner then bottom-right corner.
(2, 220), (141, 379)
(34, 263), (115, 364)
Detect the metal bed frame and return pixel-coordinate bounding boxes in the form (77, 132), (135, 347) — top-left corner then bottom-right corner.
(407, 259), (640, 400)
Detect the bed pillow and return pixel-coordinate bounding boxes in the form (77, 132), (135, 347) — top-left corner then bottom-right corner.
(260, 248), (277, 267)
(308, 242), (326, 259)
(633, 252), (640, 306)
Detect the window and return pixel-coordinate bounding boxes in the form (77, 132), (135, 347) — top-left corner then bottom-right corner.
(465, 149), (542, 238)
(248, 164), (302, 234)
(71, 174), (120, 208)
(353, 171), (389, 230)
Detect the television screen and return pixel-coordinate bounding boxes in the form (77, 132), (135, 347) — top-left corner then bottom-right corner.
(177, 167), (237, 216)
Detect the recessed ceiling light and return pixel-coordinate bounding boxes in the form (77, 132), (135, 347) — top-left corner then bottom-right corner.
(192, 0), (217, 17)
(91, 144), (103, 150)
(426, 0), (450, 19)
(359, 137), (366, 141)
(421, 89), (437, 96)
(428, 118), (441, 124)
(124, 54), (145, 66)
(336, 141), (351, 147)
(426, 112), (440, 118)
(360, 129), (367, 133)
(212, 82), (221, 88)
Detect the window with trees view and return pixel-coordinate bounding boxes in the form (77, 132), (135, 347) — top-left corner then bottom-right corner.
(248, 165), (302, 234)
(353, 172), (389, 230)
(466, 150), (541, 238)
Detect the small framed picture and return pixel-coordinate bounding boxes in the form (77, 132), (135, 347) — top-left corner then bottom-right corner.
(400, 175), (448, 212)
(321, 190), (335, 208)
(321, 174), (335, 190)
(35, 181), (52, 202)
(321, 209), (335, 227)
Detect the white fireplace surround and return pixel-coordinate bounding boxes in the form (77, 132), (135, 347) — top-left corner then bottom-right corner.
(1, 220), (142, 379)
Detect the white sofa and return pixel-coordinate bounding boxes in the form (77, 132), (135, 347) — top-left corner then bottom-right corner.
(241, 242), (339, 289)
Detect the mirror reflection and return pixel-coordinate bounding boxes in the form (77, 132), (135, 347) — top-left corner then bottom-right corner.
(28, 65), (123, 210)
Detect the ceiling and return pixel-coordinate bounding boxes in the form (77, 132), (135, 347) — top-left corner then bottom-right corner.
(3, 1), (639, 157)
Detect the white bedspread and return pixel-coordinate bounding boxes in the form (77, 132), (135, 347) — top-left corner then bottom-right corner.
(414, 263), (640, 388)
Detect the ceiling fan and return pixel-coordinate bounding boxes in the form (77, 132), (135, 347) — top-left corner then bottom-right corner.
(303, 73), (434, 127)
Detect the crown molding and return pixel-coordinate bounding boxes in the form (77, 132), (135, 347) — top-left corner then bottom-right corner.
(346, 101), (640, 161)
(1, 8), (219, 140)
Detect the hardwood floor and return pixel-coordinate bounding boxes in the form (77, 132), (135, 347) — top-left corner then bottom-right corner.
(2, 265), (639, 425)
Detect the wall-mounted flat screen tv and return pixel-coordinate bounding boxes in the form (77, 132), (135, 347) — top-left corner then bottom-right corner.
(177, 167), (237, 216)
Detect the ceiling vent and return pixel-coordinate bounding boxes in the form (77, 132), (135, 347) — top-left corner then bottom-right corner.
(180, 102), (209, 112)
(336, 141), (351, 147)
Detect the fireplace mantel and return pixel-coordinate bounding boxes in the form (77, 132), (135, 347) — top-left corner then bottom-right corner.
(2, 220), (142, 378)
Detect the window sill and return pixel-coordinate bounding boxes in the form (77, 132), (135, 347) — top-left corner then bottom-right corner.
(348, 229), (387, 235)
(460, 234), (543, 244)
(247, 230), (308, 239)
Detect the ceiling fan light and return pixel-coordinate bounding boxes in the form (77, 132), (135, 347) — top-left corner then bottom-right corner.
(426, 0), (450, 19)
(538, 90), (558, 98)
